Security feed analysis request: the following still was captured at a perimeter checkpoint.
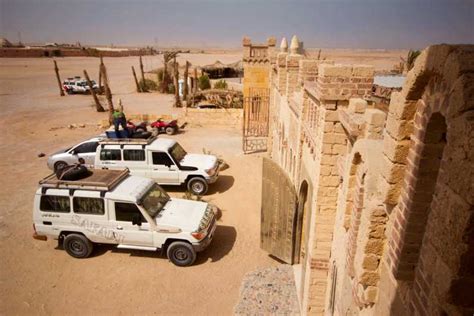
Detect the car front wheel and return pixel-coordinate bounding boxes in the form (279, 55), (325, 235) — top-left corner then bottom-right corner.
(63, 234), (93, 258)
(167, 241), (196, 267)
(54, 161), (68, 172)
(187, 177), (208, 195)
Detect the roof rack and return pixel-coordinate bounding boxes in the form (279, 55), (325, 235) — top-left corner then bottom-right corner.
(99, 135), (158, 145)
(39, 169), (129, 192)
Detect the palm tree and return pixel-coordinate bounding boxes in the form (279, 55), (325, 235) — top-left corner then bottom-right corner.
(400, 49), (421, 73)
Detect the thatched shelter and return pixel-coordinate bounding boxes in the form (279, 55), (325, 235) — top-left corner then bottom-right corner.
(201, 60), (243, 79)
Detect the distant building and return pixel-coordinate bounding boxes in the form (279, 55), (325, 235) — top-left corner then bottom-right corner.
(0, 38), (13, 48)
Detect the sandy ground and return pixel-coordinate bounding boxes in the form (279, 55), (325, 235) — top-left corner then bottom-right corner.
(0, 51), (400, 315)
(0, 55), (276, 315)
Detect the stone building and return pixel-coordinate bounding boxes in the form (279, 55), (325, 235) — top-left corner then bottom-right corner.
(243, 37), (474, 315)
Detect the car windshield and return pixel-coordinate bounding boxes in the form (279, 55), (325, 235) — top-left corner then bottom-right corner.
(169, 143), (187, 162)
(140, 183), (170, 218)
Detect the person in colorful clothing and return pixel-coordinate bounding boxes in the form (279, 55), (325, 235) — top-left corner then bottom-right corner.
(113, 100), (128, 138)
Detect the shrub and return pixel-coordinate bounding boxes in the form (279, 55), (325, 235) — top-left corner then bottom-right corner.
(198, 74), (211, 90)
(139, 78), (158, 91)
(168, 83), (175, 94)
(213, 79), (228, 89)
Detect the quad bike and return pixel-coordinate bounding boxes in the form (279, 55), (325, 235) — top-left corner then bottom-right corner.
(126, 120), (151, 139)
(150, 118), (179, 135)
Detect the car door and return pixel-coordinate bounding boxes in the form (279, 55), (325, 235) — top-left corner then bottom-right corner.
(122, 146), (148, 177)
(97, 146), (122, 169)
(71, 141), (99, 166)
(147, 151), (180, 184)
(109, 201), (154, 246)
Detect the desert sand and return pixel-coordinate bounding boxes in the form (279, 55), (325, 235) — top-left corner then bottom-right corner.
(0, 50), (403, 315)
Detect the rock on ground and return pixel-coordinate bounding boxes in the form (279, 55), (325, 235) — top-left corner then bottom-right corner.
(234, 265), (300, 315)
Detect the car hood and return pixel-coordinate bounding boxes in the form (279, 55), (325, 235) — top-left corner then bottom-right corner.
(180, 154), (217, 170)
(154, 198), (207, 232)
(51, 147), (70, 156)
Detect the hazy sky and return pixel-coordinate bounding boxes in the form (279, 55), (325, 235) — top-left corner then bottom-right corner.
(1, 0), (473, 49)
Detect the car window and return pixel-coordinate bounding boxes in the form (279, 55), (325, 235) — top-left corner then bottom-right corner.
(152, 152), (174, 166)
(40, 195), (70, 213)
(123, 149), (145, 161)
(100, 149), (122, 161)
(73, 197), (104, 215)
(74, 142), (99, 154)
(115, 202), (146, 223)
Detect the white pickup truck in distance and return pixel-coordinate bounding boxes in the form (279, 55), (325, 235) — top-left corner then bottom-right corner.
(94, 137), (220, 195)
(32, 169), (217, 266)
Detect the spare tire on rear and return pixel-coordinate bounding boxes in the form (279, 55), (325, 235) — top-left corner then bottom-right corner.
(56, 164), (89, 181)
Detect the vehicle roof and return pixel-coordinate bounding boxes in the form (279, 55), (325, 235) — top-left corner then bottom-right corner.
(37, 173), (155, 203)
(142, 137), (176, 151)
(106, 175), (155, 202)
(81, 136), (103, 143)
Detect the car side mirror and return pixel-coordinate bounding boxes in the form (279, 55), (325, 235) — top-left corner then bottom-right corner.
(71, 149), (77, 155)
(132, 215), (142, 226)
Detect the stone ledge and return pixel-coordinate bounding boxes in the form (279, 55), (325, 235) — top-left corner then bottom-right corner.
(339, 109), (366, 138)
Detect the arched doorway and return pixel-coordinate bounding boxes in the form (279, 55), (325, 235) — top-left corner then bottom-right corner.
(293, 180), (309, 264)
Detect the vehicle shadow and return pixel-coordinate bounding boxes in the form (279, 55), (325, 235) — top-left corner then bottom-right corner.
(160, 175), (235, 196)
(73, 225), (236, 264)
(206, 175), (234, 194)
(194, 225), (237, 265)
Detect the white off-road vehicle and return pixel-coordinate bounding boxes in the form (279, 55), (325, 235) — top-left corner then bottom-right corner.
(32, 169), (217, 266)
(94, 137), (220, 195)
(63, 77), (99, 94)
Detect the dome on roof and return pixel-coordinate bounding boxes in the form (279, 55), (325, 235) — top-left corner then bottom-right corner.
(290, 35), (299, 54)
(280, 37), (288, 52)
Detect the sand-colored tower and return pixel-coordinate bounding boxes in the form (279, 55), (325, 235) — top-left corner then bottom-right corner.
(242, 36), (276, 98)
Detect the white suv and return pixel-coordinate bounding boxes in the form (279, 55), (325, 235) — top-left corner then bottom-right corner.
(63, 77), (99, 94)
(47, 137), (102, 171)
(32, 169), (217, 266)
(95, 137), (220, 195)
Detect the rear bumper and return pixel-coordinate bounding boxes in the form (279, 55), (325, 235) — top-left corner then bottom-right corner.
(192, 222), (216, 252)
(33, 232), (48, 241)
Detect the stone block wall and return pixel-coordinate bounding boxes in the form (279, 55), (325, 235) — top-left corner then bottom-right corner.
(257, 36), (474, 316)
(183, 108), (243, 128)
(316, 64), (374, 101)
(242, 37), (275, 98)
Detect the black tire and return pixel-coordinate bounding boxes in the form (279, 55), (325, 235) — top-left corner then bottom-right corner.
(56, 164), (89, 181)
(54, 161), (68, 172)
(165, 126), (176, 135)
(167, 241), (196, 267)
(187, 177), (208, 195)
(63, 234), (93, 258)
(136, 127), (147, 133)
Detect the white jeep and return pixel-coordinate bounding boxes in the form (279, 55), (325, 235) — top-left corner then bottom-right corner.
(63, 77), (99, 94)
(94, 137), (220, 195)
(32, 169), (217, 266)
